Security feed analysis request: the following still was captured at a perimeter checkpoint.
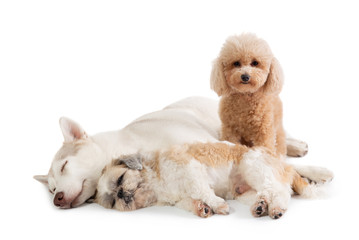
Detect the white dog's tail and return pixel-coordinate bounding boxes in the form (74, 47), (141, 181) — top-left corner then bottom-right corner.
(291, 165), (334, 198)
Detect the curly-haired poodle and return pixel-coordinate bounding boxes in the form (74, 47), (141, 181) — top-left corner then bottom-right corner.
(211, 33), (288, 158)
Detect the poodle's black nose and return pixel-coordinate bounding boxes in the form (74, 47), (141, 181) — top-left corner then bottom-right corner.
(241, 74), (250, 82)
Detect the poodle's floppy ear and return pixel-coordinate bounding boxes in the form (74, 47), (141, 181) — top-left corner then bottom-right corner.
(210, 57), (228, 96)
(264, 57), (284, 95)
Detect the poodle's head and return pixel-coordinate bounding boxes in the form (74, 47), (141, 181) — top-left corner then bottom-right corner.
(210, 33), (283, 96)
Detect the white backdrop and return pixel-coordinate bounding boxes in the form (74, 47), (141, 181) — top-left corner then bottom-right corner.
(1, 0), (358, 239)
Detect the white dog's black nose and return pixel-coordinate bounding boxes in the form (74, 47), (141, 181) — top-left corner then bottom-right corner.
(241, 74), (250, 82)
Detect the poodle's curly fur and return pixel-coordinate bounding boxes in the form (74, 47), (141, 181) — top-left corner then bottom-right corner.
(211, 33), (286, 157)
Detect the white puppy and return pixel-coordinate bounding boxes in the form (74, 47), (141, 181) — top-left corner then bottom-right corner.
(34, 97), (314, 208)
(96, 142), (333, 219)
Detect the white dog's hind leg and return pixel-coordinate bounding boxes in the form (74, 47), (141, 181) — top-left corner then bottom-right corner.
(286, 138), (308, 157)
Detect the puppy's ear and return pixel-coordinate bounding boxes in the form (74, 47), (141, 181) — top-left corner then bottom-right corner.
(59, 117), (88, 142)
(33, 175), (49, 186)
(113, 154), (143, 170)
(263, 57), (284, 95)
(210, 58), (228, 96)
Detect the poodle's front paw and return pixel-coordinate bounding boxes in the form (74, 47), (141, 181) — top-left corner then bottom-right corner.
(251, 198), (268, 217)
(194, 200), (213, 218)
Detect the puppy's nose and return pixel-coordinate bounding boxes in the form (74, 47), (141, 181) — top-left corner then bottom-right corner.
(124, 195), (132, 204)
(54, 192), (66, 207)
(241, 74), (250, 82)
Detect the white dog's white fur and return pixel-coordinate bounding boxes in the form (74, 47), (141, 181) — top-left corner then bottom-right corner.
(34, 96), (326, 208)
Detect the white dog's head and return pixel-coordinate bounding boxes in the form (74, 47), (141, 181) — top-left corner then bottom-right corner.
(34, 117), (106, 208)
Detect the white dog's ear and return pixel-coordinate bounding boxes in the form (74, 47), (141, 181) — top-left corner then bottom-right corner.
(33, 175), (49, 186)
(264, 57), (284, 95)
(210, 58), (228, 96)
(59, 117), (88, 142)
(114, 154), (143, 170)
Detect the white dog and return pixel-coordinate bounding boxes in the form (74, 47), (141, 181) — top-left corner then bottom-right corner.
(34, 97), (320, 208)
(96, 142), (333, 219)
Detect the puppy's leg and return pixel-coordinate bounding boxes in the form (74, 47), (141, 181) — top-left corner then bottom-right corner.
(190, 185), (230, 215)
(251, 187), (290, 219)
(175, 198), (213, 218)
(276, 127), (287, 157)
(239, 148), (290, 219)
(291, 165), (334, 184)
(185, 170), (229, 215)
(267, 187), (290, 219)
(251, 194), (269, 217)
(286, 138), (308, 157)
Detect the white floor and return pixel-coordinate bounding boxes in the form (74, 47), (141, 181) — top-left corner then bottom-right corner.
(2, 1), (358, 239)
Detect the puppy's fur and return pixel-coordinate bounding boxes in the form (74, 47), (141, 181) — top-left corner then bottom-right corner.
(211, 33), (287, 157)
(96, 142), (333, 219)
(34, 97), (310, 208)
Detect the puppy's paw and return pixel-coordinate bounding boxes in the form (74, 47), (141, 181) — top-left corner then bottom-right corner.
(213, 202), (230, 215)
(286, 138), (308, 157)
(194, 200), (213, 218)
(269, 207), (286, 220)
(251, 198), (268, 217)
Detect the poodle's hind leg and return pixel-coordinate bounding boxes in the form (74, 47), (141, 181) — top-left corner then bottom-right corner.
(286, 138), (308, 157)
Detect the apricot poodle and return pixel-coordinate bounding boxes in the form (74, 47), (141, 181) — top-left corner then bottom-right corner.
(211, 33), (287, 158)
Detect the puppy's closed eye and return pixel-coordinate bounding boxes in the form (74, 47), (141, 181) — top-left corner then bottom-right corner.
(117, 174), (125, 186)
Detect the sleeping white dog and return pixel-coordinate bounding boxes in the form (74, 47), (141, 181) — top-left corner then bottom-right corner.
(34, 97), (319, 208)
(96, 142), (333, 219)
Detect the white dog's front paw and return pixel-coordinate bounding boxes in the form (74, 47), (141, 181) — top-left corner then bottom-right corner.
(286, 138), (308, 157)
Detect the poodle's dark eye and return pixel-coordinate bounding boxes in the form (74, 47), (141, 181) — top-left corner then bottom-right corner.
(233, 61), (241, 67)
(251, 60), (259, 67)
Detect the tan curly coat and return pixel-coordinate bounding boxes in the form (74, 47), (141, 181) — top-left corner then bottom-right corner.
(211, 33), (286, 158)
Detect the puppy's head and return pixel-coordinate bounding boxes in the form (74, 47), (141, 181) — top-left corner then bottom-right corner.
(210, 33), (283, 96)
(95, 154), (146, 211)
